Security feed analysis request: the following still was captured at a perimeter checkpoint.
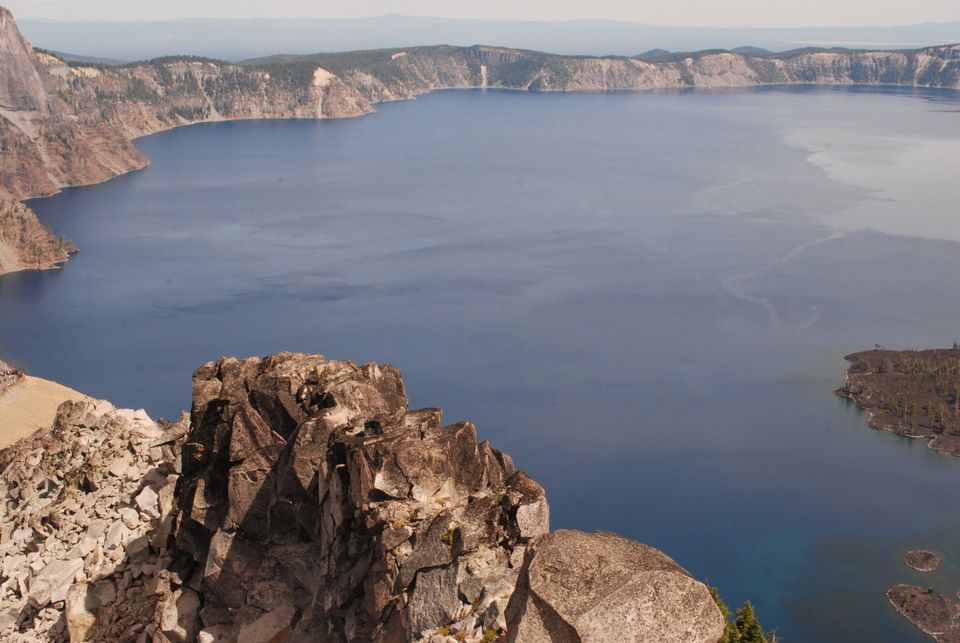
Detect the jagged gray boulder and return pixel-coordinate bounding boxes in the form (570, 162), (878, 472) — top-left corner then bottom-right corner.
(505, 530), (725, 643)
(170, 353), (548, 642)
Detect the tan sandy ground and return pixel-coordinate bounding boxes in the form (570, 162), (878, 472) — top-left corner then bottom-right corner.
(0, 376), (89, 448)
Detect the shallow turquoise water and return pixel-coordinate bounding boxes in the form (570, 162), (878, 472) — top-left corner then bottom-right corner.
(4, 87), (960, 640)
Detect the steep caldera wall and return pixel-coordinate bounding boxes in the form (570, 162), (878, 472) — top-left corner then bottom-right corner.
(1, 3), (959, 275)
(0, 200), (75, 272)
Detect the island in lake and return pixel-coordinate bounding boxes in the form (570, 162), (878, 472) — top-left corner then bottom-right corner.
(904, 550), (942, 573)
(840, 347), (960, 642)
(837, 347), (960, 456)
(887, 585), (960, 643)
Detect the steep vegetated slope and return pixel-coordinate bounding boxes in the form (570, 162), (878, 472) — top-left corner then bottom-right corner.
(1, 2), (959, 275)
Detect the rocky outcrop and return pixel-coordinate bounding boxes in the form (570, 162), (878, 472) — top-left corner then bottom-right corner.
(0, 353), (725, 641)
(0, 361), (20, 393)
(0, 199), (75, 274)
(505, 530), (724, 643)
(169, 353), (551, 642)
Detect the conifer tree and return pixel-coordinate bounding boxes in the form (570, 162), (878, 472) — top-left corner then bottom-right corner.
(709, 587), (738, 643)
(709, 588), (768, 643)
(735, 601), (766, 643)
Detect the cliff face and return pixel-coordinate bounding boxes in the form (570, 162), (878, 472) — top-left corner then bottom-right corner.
(249, 43), (960, 98)
(0, 200), (75, 273)
(1, 4), (959, 276)
(0, 353), (725, 642)
(12, 37), (955, 206)
(0, 6), (145, 200)
(0, 6), (140, 275)
(0, 8), (52, 114)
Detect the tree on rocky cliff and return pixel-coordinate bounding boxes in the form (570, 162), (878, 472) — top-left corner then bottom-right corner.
(735, 601), (767, 643)
(711, 588), (768, 643)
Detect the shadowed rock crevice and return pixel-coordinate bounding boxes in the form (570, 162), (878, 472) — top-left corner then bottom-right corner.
(157, 352), (723, 642)
(164, 352), (553, 642)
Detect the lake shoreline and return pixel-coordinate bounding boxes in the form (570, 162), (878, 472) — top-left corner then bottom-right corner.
(6, 87), (960, 642)
(836, 348), (960, 458)
(6, 85), (960, 280)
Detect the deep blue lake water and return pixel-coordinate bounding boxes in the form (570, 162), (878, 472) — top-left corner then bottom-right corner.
(4, 87), (960, 641)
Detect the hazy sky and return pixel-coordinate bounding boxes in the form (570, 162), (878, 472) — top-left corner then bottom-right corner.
(9, 0), (960, 27)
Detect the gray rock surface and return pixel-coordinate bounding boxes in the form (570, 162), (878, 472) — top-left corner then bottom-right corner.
(505, 530), (725, 643)
(0, 398), (187, 641)
(169, 353), (547, 642)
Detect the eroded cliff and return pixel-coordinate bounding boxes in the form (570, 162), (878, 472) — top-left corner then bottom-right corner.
(2, 3), (960, 276)
(0, 200), (75, 273)
(0, 6), (140, 274)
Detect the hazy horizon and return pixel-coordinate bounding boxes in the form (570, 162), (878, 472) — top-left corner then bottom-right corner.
(15, 13), (960, 62)
(8, 0), (960, 28)
(12, 13), (960, 31)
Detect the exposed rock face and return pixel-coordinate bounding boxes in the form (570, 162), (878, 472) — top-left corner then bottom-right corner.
(0, 5), (135, 275)
(0, 199), (75, 274)
(0, 6), (145, 201)
(170, 353), (549, 642)
(505, 530), (725, 643)
(0, 353), (726, 641)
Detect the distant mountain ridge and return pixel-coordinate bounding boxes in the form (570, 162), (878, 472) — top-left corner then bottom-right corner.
(18, 14), (960, 62)
(40, 48), (125, 66)
(1, 4), (960, 276)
